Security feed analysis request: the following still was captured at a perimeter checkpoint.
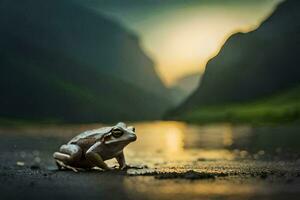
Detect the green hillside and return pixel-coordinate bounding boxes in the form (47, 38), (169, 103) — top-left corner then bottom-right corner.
(0, 0), (171, 123)
(173, 86), (300, 124)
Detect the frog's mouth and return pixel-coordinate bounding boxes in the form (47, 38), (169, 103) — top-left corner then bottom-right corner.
(105, 140), (127, 146)
(105, 134), (137, 145)
(129, 133), (137, 141)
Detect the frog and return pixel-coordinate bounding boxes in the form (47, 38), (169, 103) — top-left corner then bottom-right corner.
(53, 122), (137, 172)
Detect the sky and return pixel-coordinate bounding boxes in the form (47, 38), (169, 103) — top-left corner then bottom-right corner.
(83, 0), (282, 87)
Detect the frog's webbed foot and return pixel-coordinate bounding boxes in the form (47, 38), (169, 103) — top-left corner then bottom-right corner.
(55, 159), (79, 173)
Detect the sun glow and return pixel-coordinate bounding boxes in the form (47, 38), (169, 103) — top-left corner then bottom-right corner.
(141, 4), (281, 86)
(93, 0), (282, 86)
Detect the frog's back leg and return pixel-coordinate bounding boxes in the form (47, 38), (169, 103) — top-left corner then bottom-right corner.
(53, 144), (82, 165)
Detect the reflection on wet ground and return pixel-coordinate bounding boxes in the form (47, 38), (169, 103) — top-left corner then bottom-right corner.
(0, 121), (300, 200)
(126, 121), (300, 164)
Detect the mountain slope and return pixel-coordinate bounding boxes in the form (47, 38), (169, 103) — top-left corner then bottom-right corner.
(0, 0), (170, 123)
(169, 73), (201, 105)
(174, 86), (300, 124)
(172, 0), (300, 116)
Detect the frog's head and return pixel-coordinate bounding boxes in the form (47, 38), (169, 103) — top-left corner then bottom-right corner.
(103, 122), (137, 147)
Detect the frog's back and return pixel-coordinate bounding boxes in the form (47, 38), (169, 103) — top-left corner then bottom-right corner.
(68, 126), (112, 145)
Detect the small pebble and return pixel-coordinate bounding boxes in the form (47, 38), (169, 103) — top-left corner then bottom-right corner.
(16, 161), (25, 166)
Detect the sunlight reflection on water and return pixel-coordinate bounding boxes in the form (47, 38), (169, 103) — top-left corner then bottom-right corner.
(125, 121), (249, 165)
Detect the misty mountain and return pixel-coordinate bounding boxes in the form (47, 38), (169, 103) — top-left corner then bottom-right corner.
(172, 0), (300, 114)
(0, 0), (171, 123)
(169, 73), (201, 105)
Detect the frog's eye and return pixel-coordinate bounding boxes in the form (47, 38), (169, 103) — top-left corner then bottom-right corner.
(112, 128), (123, 138)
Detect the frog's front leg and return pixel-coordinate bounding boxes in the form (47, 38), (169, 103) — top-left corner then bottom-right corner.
(116, 151), (127, 170)
(85, 142), (113, 171)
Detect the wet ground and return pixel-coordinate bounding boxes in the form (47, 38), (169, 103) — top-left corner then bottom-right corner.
(0, 121), (300, 200)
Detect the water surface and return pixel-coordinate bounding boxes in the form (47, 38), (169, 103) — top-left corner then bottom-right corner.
(1, 121), (299, 200)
